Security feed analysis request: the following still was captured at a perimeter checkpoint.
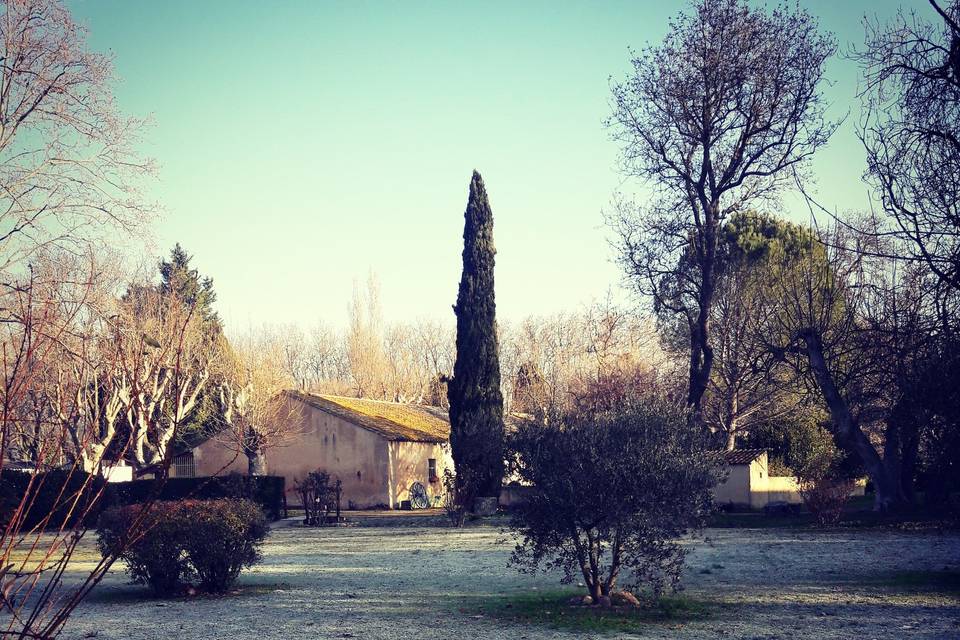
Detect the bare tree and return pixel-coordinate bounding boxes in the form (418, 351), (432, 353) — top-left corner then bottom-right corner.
(607, 0), (836, 417)
(503, 302), (670, 420)
(705, 262), (792, 450)
(306, 321), (349, 390)
(346, 274), (388, 398)
(276, 323), (310, 390)
(112, 288), (215, 474)
(0, 0), (154, 276)
(218, 331), (297, 475)
(858, 0), (960, 295)
(0, 261), (173, 639)
(0, 2), (162, 635)
(766, 222), (938, 510)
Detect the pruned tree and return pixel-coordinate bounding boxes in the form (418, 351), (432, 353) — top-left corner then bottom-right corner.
(607, 0), (836, 418)
(218, 330), (298, 475)
(50, 351), (128, 473)
(112, 288), (215, 474)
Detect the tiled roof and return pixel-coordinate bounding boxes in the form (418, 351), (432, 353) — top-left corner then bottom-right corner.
(287, 392), (450, 443)
(708, 449), (767, 466)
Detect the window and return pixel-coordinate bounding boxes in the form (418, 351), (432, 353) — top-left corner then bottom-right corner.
(173, 452), (196, 478)
(428, 458), (438, 483)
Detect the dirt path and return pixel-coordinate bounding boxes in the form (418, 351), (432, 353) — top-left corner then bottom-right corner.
(61, 523), (959, 639)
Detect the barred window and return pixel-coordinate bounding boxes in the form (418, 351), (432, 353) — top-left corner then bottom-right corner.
(173, 452), (196, 478)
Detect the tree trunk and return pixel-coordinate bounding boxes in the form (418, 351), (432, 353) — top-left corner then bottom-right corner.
(247, 448), (267, 476)
(800, 331), (902, 511)
(725, 427), (738, 452)
(724, 393), (740, 451)
(687, 199), (719, 417)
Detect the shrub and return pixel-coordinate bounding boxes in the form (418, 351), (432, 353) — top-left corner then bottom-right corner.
(797, 475), (853, 526)
(97, 502), (192, 595)
(508, 395), (717, 602)
(293, 470), (342, 526)
(1, 470), (107, 530)
(182, 499), (269, 593)
(98, 498), (268, 596)
(795, 451), (854, 526)
(441, 468), (470, 527)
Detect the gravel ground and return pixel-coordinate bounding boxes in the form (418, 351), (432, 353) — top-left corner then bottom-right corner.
(56, 516), (959, 640)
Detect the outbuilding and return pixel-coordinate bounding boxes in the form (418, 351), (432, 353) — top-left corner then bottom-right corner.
(711, 449), (864, 510)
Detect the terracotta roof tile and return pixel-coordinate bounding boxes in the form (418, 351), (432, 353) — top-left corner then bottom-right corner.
(708, 449), (767, 465)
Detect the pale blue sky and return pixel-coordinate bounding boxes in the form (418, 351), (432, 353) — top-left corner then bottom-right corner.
(70, 0), (914, 334)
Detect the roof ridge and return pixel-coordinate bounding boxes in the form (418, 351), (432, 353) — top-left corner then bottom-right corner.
(315, 392), (434, 409)
(286, 391), (449, 443)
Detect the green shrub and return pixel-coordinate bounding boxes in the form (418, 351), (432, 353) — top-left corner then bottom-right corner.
(97, 498), (268, 596)
(181, 499), (269, 593)
(1, 470), (107, 530)
(97, 502), (192, 595)
(104, 474), (286, 520)
(508, 394), (718, 601)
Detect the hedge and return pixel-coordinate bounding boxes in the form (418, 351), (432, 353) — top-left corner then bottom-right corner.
(104, 474), (286, 520)
(0, 469), (107, 530)
(0, 471), (286, 530)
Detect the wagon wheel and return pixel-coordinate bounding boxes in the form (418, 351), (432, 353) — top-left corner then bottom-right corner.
(410, 482), (430, 510)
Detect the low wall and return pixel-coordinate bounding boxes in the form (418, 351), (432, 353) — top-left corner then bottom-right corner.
(750, 475), (803, 509)
(749, 476), (867, 510)
(499, 484), (534, 507)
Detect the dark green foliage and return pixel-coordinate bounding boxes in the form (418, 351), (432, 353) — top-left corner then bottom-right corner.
(97, 502), (192, 595)
(508, 395), (717, 600)
(914, 343), (960, 504)
(0, 470), (106, 530)
(447, 171), (505, 500)
(104, 474), (286, 521)
(658, 210), (821, 354)
(741, 404), (862, 479)
(180, 499), (269, 593)
(97, 499), (268, 596)
(158, 243), (222, 333)
(719, 210), (818, 267)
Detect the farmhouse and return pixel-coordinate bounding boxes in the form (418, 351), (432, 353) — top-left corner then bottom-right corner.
(179, 392), (453, 509)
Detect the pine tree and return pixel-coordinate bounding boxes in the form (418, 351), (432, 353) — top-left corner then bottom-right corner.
(159, 243), (222, 333)
(447, 171), (505, 502)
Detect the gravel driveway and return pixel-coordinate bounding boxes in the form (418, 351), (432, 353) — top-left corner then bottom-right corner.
(59, 518), (959, 639)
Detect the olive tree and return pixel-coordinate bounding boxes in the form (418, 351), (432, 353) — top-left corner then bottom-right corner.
(508, 393), (716, 601)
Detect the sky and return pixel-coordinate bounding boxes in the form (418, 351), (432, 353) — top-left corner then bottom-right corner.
(69, 0), (917, 336)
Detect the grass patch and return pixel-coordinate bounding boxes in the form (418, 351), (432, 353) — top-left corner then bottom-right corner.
(86, 581), (295, 605)
(869, 570), (960, 596)
(710, 500), (958, 531)
(464, 589), (715, 633)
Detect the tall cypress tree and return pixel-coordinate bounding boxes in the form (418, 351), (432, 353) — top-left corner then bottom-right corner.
(447, 171), (505, 500)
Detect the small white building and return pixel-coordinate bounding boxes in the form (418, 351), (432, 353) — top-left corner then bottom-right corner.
(712, 449), (864, 510)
